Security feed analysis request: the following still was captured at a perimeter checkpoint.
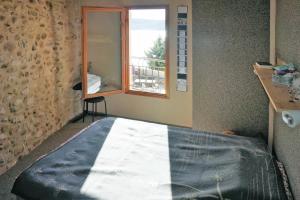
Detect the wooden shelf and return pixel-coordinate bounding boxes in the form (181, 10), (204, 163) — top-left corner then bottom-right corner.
(253, 65), (300, 112)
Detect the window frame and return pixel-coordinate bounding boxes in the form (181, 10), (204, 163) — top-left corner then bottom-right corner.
(125, 6), (170, 99)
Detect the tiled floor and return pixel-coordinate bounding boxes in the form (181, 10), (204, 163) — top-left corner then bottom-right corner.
(0, 116), (102, 200)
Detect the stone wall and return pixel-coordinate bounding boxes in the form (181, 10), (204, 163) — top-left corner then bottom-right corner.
(0, 0), (82, 174)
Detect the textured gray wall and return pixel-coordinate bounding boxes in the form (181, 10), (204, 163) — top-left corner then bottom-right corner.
(275, 0), (300, 198)
(276, 0), (300, 69)
(274, 113), (300, 199)
(192, 0), (269, 136)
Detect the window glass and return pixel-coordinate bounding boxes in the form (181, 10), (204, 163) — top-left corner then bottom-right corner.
(128, 9), (167, 95)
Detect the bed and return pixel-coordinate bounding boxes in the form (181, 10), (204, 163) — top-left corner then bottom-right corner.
(87, 73), (101, 94)
(12, 117), (288, 200)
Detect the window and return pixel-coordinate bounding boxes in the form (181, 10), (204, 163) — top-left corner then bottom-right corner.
(81, 7), (169, 99)
(126, 7), (169, 98)
(82, 7), (126, 99)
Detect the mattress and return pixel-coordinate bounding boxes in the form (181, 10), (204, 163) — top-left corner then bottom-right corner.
(12, 117), (288, 200)
(87, 73), (101, 94)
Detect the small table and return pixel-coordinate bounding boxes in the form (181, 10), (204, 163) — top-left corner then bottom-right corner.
(83, 96), (107, 122)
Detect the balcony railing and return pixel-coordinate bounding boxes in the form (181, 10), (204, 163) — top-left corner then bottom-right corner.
(129, 57), (166, 94)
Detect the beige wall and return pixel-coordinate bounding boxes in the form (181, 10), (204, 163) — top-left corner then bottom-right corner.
(81, 0), (193, 127)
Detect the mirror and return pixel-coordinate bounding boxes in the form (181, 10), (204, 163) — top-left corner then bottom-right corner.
(82, 7), (126, 98)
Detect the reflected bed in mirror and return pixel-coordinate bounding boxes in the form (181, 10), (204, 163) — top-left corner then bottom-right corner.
(87, 72), (123, 95)
(87, 73), (101, 94)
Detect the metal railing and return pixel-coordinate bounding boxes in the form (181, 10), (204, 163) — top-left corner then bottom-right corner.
(129, 57), (166, 94)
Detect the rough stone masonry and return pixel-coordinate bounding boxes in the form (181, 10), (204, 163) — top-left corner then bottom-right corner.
(0, 0), (82, 174)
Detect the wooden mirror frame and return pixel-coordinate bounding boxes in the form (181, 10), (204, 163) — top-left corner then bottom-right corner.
(82, 7), (127, 99)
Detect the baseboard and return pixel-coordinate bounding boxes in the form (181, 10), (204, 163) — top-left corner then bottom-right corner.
(69, 112), (108, 123)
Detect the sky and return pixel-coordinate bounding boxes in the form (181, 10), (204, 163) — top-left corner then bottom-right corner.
(129, 9), (166, 59)
(130, 9), (166, 20)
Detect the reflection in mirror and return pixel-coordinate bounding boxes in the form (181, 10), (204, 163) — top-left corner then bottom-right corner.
(86, 11), (122, 95)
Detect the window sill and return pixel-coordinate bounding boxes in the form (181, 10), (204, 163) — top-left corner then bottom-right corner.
(125, 90), (169, 99)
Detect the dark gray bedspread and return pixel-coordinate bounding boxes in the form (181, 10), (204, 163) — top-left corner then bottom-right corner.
(12, 117), (287, 200)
